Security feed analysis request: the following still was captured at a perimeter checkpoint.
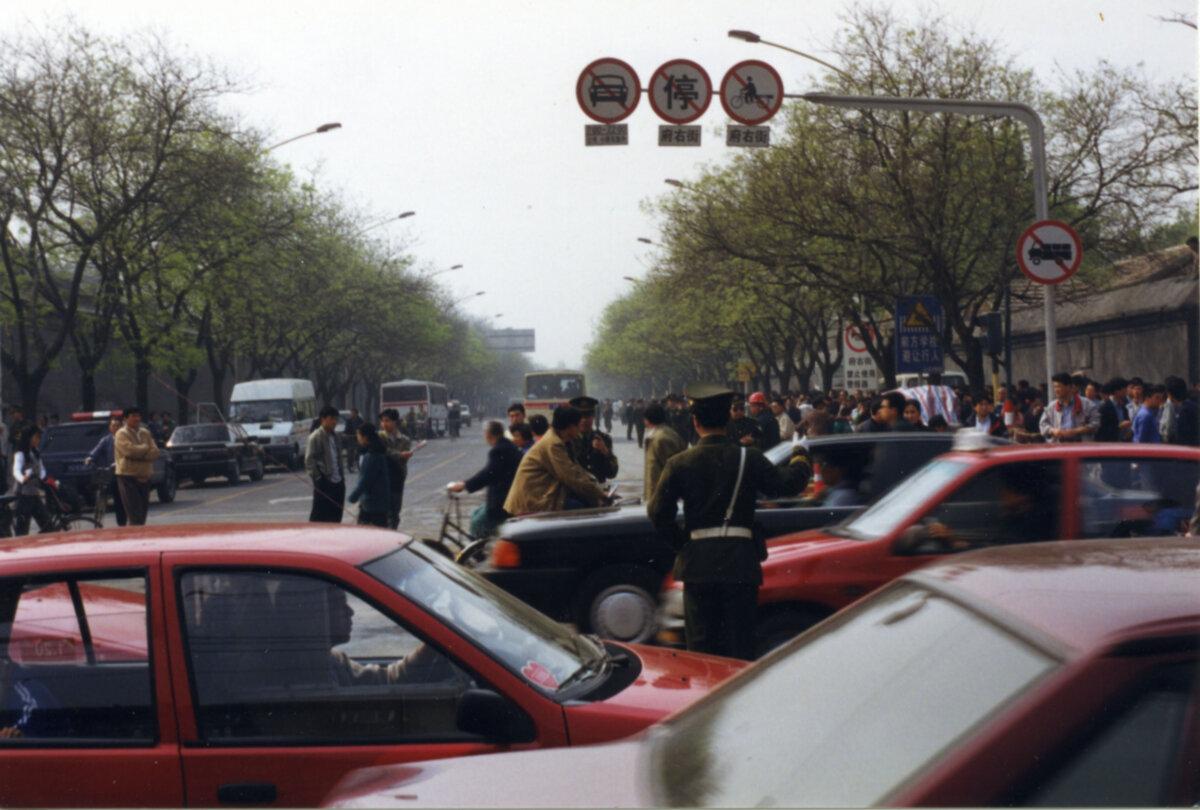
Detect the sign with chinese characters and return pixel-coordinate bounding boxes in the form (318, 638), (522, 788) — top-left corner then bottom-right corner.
(894, 296), (945, 374)
(720, 60), (784, 126)
(1016, 219), (1082, 285)
(484, 328), (535, 352)
(836, 354), (880, 391)
(726, 125), (769, 147)
(648, 59), (712, 124)
(585, 124), (628, 146)
(659, 125), (701, 146)
(576, 58), (641, 124)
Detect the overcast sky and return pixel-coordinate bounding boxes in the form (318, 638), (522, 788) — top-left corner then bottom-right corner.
(8, 0), (1196, 368)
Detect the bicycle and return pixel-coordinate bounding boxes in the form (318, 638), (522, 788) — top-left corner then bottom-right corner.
(729, 88), (774, 109)
(419, 490), (490, 567)
(0, 473), (106, 537)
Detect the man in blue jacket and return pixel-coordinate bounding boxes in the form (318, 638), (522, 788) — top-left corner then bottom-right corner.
(449, 420), (521, 538)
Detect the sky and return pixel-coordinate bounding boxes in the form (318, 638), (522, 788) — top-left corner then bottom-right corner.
(5, 0), (1196, 369)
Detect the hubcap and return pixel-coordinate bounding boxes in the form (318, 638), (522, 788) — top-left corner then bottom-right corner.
(592, 586), (655, 642)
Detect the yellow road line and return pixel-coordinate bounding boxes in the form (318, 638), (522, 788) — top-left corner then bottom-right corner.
(405, 450), (469, 484)
(166, 475), (292, 515)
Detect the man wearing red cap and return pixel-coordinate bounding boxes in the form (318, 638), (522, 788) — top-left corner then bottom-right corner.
(747, 392), (780, 450)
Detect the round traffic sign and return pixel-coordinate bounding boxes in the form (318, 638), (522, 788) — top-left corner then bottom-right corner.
(576, 58), (641, 124)
(648, 59), (713, 124)
(720, 60), (784, 125)
(1016, 219), (1083, 285)
(845, 324), (870, 353)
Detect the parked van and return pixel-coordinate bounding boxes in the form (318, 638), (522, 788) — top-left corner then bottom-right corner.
(228, 379), (316, 469)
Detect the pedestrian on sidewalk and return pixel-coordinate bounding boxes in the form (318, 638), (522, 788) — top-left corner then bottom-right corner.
(12, 426), (52, 535)
(306, 405), (346, 523)
(114, 406), (160, 526)
(378, 408), (414, 529)
(348, 423), (391, 528)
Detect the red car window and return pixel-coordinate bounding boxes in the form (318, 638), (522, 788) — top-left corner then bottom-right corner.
(179, 570), (475, 744)
(0, 573), (154, 743)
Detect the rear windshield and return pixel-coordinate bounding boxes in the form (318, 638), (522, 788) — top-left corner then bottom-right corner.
(382, 384), (426, 403)
(168, 425), (229, 445)
(41, 424), (107, 455)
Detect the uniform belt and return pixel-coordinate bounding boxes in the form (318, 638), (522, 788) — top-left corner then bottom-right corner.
(689, 526), (754, 540)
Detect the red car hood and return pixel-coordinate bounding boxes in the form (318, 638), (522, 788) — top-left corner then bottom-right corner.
(606, 642), (745, 713)
(765, 530), (861, 563)
(326, 739), (649, 808)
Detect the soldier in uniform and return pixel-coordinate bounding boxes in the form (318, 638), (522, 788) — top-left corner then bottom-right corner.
(666, 394), (696, 446)
(566, 395), (619, 484)
(643, 402), (686, 501)
(726, 398), (761, 448)
(647, 384), (810, 660)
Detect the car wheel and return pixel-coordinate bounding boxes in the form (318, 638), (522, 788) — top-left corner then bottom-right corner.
(248, 458), (265, 482)
(226, 460), (241, 486)
(156, 469), (177, 504)
(754, 607), (827, 657)
(576, 566), (660, 643)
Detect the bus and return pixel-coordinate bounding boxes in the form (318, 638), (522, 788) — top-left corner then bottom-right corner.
(524, 370), (585, 421)
(380, 379), (449, 437)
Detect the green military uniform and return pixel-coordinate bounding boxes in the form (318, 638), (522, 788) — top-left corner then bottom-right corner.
(566, 396), (619, 484)
(379, 428), (412, 529)
(647, 385), (810, 660)
(727, 412), (761, 447)
(643, 422), (687, 501)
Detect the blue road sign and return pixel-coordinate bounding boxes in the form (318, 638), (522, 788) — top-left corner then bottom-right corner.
(895, 296), (944, 374)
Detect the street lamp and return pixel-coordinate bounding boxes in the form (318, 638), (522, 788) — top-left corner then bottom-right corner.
(267, 122), (343, 151)
(664, 178), (687, 189)
(637, 237), (655, 245)
(357, 211), (416, 236)
(622, 276), (639, 283)
(452, 290), (485, 306)
(732, 29), (1054, 391)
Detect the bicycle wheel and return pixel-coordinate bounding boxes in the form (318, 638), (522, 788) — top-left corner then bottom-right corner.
(731, 93), (744, 109)
(61, 515), (101, 533)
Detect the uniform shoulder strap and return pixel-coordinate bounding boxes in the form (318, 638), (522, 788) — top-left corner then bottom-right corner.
(723, 447), (747, 526)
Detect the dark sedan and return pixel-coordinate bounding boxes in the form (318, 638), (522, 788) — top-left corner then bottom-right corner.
(41, 415), (177, 505)
(166, 423), (265, 486)
(479, 432), (960, 643)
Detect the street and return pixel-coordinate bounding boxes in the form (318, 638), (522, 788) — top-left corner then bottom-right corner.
(146, 423), (648, 538)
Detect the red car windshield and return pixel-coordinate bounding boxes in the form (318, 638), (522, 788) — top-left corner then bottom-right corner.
(647, 582), (1056, 807)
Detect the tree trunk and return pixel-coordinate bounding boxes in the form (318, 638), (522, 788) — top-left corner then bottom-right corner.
(135, 357), (151, 411)
(80, 370), (97, 411)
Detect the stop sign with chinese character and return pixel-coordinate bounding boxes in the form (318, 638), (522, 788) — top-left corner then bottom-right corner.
(648, 59), (712, 124)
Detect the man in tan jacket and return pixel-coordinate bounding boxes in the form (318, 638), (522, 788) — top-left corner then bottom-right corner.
(503, 405), (608, 516)
(643, 402), (686, 501)
(115, 406), (161, 526)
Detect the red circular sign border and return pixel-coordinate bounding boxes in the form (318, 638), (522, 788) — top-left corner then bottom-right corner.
(845, 324), (869, 353)
(647, 58), (713, 125)
(1015, 219), (1083, 286)
(720, 59), (785, 126)
(576, 57), (641, 124)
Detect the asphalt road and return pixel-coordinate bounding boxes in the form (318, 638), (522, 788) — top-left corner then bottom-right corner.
(144, 421), (649, 538)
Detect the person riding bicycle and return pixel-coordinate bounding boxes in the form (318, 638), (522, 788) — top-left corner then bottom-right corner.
(743, 75), (758, 102)
(448, 420), (521, 538)
(84, 415), (127, 527)
(11, 426), (53, 535)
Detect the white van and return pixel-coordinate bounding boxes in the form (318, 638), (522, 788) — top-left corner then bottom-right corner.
(229, 379), (317, 469)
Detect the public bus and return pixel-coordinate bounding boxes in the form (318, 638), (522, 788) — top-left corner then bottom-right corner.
(380, 379), (449, 437)
(523, 370), (585, 421)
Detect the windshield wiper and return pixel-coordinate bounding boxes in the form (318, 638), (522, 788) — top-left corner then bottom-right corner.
(585, 634), (630, 668)
(556, 658), (607, 692)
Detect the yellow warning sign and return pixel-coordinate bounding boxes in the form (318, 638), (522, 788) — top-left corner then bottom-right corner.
(903, 300), (937, 329)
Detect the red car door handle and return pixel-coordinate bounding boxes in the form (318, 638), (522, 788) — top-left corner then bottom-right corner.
(217, 783), (277, 805)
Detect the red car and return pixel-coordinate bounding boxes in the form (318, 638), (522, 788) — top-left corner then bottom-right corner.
(326, 536), (1200, 808)
(661, 441), (1200, 653)
(0, 525), (743, 807)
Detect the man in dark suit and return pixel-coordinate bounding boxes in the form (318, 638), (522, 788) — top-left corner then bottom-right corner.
(449, 420), (522, 537)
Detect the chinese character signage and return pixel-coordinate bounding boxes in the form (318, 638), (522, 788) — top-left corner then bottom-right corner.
(584, 124), (629, 146)
(659, 125), (701, 146)
(726, 125), (770, 147)
(894, 296), (944, 374)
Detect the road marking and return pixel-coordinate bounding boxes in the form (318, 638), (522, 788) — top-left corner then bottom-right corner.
(405, 450), (469, 484)
(165, 476), (291, 515)
(268, 496), (313, 505)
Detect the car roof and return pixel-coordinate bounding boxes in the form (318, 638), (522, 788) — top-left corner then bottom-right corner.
(910, 537), (1200, 657)
(940, 442), (1200, 465)
(0, 523), (410, 568)
(806, 432), (953, 447)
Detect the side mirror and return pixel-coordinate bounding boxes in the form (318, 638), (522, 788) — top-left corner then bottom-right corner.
(892, 523), (932, 555)
(456, 689), (536, 744)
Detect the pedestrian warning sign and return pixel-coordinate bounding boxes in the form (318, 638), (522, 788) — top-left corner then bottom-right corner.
(903, 300), (937, 329)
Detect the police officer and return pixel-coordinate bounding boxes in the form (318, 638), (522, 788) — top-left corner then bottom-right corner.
(647, 384), (810, 660)
(567, 396), (619, 484)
